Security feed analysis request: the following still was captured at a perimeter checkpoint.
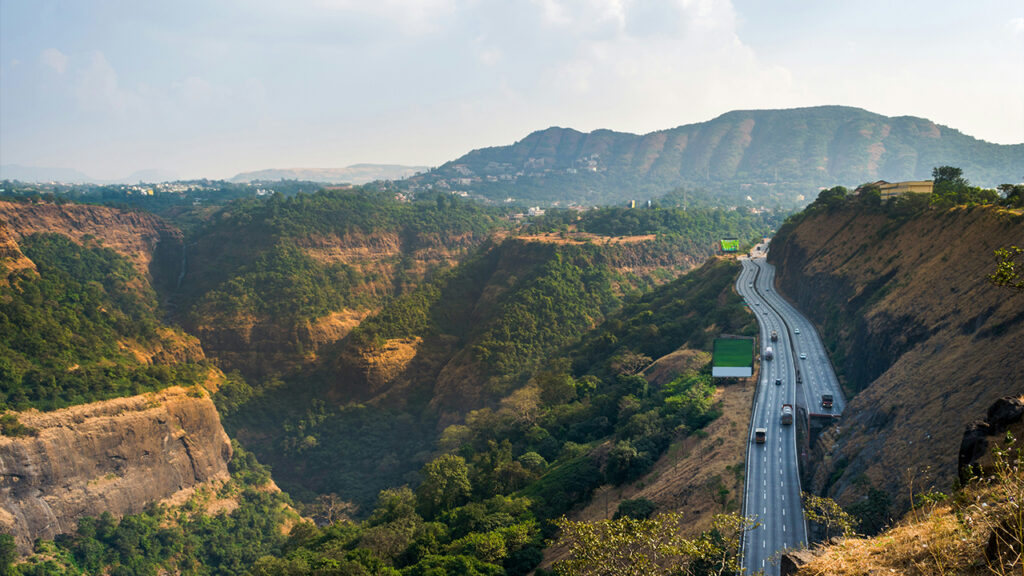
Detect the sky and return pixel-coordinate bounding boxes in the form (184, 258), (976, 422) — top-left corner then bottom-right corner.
(1, 0), (1022, 181)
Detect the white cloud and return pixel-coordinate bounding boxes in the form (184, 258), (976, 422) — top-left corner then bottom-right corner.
(40, 48), (67, 74)
(74, 51), (138, 114)
(1010, 16), (1024, 35)
(312, 0), (455, 34)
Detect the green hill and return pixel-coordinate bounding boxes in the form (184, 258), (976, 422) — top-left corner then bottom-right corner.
(405, 106), (1024, 207)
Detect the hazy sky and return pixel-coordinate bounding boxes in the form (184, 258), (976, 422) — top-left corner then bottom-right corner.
(2, 0), (1022, 180)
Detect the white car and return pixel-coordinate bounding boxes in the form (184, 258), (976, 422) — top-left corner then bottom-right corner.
(794, 328), (800, 334)
(799, 353), (807, 359)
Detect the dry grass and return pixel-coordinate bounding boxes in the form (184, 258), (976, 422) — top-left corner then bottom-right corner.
(796, 439), (1024, 576)
(515, 232), (657, 245)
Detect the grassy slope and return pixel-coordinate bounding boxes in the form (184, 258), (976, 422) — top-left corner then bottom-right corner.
(769, 204), (1024, 514)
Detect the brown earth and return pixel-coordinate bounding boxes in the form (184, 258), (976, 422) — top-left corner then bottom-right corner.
(0, 223), (37, 282)
(0, 386), (232, 553)
(515, 232), (658, 245)
(768, 205), (1024, 512)
(0, 200), (182, 279)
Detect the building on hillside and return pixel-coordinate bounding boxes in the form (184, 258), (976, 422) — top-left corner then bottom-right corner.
(856, 180), (934, 200)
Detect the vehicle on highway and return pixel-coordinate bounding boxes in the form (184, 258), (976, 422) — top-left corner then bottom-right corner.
(774, 378), (782, 386)
(771, 330), (778, 342)
(765, 346), (774, 361)
(781, 404), (793, 425)
(821, 394), (834, 410)
(754, 428), (767, 444)
(799, 352), (807, 359)
(794, 328), (800, 334)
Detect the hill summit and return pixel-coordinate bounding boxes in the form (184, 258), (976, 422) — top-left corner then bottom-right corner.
(405, 106), (1023, 206)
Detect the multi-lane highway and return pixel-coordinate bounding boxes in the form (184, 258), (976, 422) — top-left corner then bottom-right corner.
(737, 245), (848, 574)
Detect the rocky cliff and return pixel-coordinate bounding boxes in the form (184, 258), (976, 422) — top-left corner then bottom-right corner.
(0, 387), (232, 553)
(0, 223), (36, 281)
(0, 200), (182, 283)
(768, 205), (1024, 513)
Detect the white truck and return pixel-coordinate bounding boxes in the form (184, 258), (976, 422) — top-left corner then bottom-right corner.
(781, 404), (794, 425)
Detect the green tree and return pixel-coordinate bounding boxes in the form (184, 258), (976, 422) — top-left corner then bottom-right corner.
(0, 533), (15, 576)
(802, 492), (859, 539)
(613, 498), (657, 520)
(932, 166), (967, 188)
(417, 455), (472, 518)
(988, 246), (1024, 293)
(997, 184), (1024, 208)
(553, 512), (754, 576)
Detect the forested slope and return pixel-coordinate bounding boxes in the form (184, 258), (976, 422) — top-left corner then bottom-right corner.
(175, 190), (511, 378)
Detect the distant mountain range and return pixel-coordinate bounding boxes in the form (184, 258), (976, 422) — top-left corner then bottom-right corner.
(406, 106), (1024, 206)
(0, 164), (177, 184)
(230, 164), (429, 184)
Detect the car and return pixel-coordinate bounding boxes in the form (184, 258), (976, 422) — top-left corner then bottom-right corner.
(799, 353), (807, 359)
(794, 328), (800, 334)
(755, 302), (760, 306)
(774, 378), (782, 386)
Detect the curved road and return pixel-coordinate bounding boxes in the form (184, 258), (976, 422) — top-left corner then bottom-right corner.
(736, 246), (845, 574)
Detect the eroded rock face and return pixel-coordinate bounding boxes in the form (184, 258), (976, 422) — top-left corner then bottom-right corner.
(0, 387), (232, 553)
(0, 200), (182, 280)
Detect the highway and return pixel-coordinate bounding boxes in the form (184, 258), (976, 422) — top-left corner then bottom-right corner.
(736, 244), (844, 574)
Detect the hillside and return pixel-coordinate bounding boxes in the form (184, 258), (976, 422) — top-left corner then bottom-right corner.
(0, 200), (182, 282)
(768, 201), (1024, 518)
(782, 396), (1024, 576)
(405, 106), (1024, 207)
(0, 387), (232, 554)
(212, 258), (757, 575)
(174, 190), (511, 378)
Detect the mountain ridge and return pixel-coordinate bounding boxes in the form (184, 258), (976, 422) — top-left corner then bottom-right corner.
(406, 105), (1023, 206)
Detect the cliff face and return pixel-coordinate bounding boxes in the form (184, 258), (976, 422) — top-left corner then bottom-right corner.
(0, 201), (183, 283)
(768, 206), (1024, 512)
(184, 228), (483, 379)
(0, 224), (36, 281)
(0, 387), (232, 553)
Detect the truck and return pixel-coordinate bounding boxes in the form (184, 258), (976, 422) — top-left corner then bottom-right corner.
(821, 394), (834, 410)
(781, 403), (793, 425)
(764, 346), (774, 361)
(771, 330), (778, 342)
(754, 428), (767, 444)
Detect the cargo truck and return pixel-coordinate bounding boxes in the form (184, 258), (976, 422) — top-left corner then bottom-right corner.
(765, 346), (774, 361)
(781, 404), (793, 425)
(754, 428), (767, 444)
(821, 394), (834, 410)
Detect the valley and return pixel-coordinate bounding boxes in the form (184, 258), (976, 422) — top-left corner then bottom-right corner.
(1, 163), (1022, 575)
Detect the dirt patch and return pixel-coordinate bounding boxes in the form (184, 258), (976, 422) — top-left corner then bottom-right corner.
(642, 349), (711, 387)
(302, 308), (375, 352)
(516, 232), (657, 245)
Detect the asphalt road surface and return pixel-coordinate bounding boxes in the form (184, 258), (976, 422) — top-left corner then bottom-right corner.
(736, 245), (845, 574)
